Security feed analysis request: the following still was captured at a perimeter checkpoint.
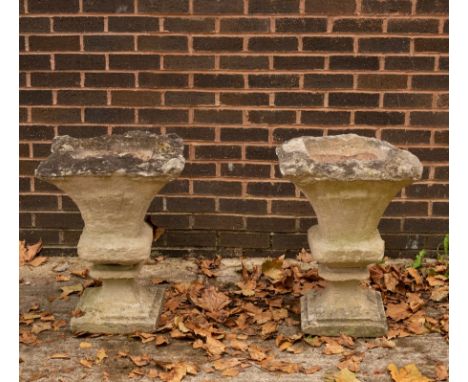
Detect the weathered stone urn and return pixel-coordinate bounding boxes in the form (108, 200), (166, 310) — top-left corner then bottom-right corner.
(276, 134), (422, 337)
(35, 131), (185, 334)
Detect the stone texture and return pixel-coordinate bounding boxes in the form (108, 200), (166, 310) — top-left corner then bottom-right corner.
(277, 134), (422, 337)
(35, 131), (185, 334)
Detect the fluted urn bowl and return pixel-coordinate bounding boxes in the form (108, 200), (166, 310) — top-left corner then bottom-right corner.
(35, 131), (185, 333)
(277, 134), (422, 337)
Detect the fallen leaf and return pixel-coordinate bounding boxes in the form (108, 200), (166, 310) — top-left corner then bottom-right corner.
(262, 257), (284, 282)
(190, 285), (231, 313)
(334, 368), (361, 382)
(407, 293), (425, 312)
(222, 367), (240, 377)
(386, 302), (412, 321)
(28, 256), (48, 267)
(388, 363), (431, 382)
(19, 330), (37, 345)
(31, 321), (52, 334)
(129, 355), (150, 367)
(261, 321), (277, 336)
(297, 249), (313, 263)
(155, 335), (170, 346)
(323, 341), (344, 355)
(435, 364), (448, 381)
(60, 284), (83, 299)
(430, 286), (448, 302)
(55, 274), (71, 282)
(303, 365), (321, 374)
(70, 268), (89, 279)
(96, 348), (107, 364)
(260, 358), (300, 374)
(49, 353), (70, 359)
(79, 342), (92, 349)
(205, 336), (226, 356)
(213, 358), (241, 371)
(248, 344), (267, 361)
(80, 359), (93, 368)
(19, 240), (43, 265)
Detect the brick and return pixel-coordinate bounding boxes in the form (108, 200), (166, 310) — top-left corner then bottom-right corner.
(34, 178), (60, 191)
(19, 90), (53, 105)
(219, 56), (269, 70)
(19, 144), (30, 157)
(443, 19), (449, 33)
(378, 218), (401, 233)
(359, 38), (409, 53)
(356, 111), (405, 126)
(249, 110), (296, 125)
(19, 178), (31, 192)
(357, 74), (408, 90)
(194, 110), (243, 124)
(249, 0), (299, 13)
(271, 234), (307, 249)
(19, 108), (27, 122)
(19, 213), (32, 228)
(439, 57), (449, 71)
(194, 74), (244, 88)
(166, 91), (214, 106)
(20, 55), (51, 70)
(414, 38), (449, 53)
(434, 131), (448, 145)
(219, 232), (270, 248)
(193, 37), (243, 52)
(246, 146), (277, 160)
(247, 182), (295, 197)
(193, 215), (244, 230)
(159, 180), (189, 194)
(410, 112), (448, 127)
(85, 73), (134, 88)
(35, 213), (84, 229)
(19, 36), (25, 52)
(20, 125), (54, 140)
(55, 54), (105, 70)
(221, 163), (270, 178)
(303, 37), (354, 52)
(20, 17), (50, 33)
(194, 181), (242, 196)
(220, 127), (268, 142)
(139, 0), (188, 13)
(57, 90), (107, 105)
(181, 163), (216, 176)
(84, 36), (134, 52)
(28, 0), (79, 13)
(109, 17), (159, 32)
(384, 93), (432, 109)
(404, 218), (448, 233)
(20, 160), (42, 176)
(166, 197), (215, 213)
(58, 125), (108, 137)
(20, 73), (26, 87)
(384, 201), (428, 216)
(195, 145), (241, 159)
(416, 0), (448, 14)
(304, 74), (353, 89)
(166, 231), (216, 247)
(111, 90), (161, 106)
(193, 0), (243, 14)
(31, 108), (81, 123)
(31, 72), (81, 87)
(220, 93), (269, 106)
(273, 56), (324, 70)
(385, 56), (435, 71)
(330, 56), (379, 70)
(305, 0), (356, 14)
(381, 129), (431, 145)
(272, 200), (313, 215)
(387, 19), (439, 33)
(219, 199), (267, 214)
(220, 18), (270, 33)
(54, 17), (104, 32)
(436, 94), (449, 109)
(21, 229), (61, 244)
(275, 92), (323, 107)
(33, 143), (53, 158)
(248, 37), (298, 52)
(138, 36), (187, 51)
(333, 18), (382, 32)
(85, 108), (134, 124)
(109, 54), (160, 70)
(139, 73), (188, 88)
(406, 184), (448, 198)
(20, 194), (58, 211)
(83, 0), (134, 13)
(362, 0), (412, 14)
(412, 75), (448, 90)
(432, 202), (448, 216)
(273, 128), (323, 143)
(329, 92), (379, 107)
(249, 75), (299, 88)
(30, 36), (80, 51)
(139, 109), (188, 124)
(276, 18), (327, 32)
(302, 111), (350, 125)
(248, 217), (295, 232)
(164, 55), (214, 70)
(166, 127), (215, 141)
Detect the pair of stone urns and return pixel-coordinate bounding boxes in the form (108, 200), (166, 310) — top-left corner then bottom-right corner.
(36, 131), (422, 338)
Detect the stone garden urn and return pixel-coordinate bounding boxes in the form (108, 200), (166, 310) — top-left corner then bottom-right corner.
(276, 134), (422, 337)
(35, 131), (185, 334)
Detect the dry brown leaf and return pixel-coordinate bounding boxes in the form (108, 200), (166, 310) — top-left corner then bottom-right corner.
(205, 336), (226, 356)
(129, 355), (150, 367)
(262, 257), (284, 281)
(338, 354), (364, 373)
(190, 285), (231, 313)
(28, 256), (48, 267)
(52, 319), (67, 331)
(323, 341), (344, 355)
(248, 344), (267, 361)
(260, 358), (300, 374)
(271, 308), (288, 321)
(60, 283), (84, 299)
(222, 367), (240, 377)
(304, 335), (322, 347)
(19, 330), (38, 345)
(435, 364), (448, 381)
(213, 358), (241, 371)
(384, 272), (400, 292)
(334, 368), (361, 382)
(96, 348), (107, 364)
(430, 286), (448, 302)
(79, 342), (92, 349)
(303, 365), (321, 374)
(426, 275), (447, 287)
(229, 338), (248, 352)
(387, 363), (431, 382)
(386, 302), (412, 321)
(49, 353), (70, 359)
(80, 359), (94, 368)
(31, 321), (52, 334)
(154, 227), (166, 242)
(155, 335), (170, 346)
(55, 274), (71, 282)
(70, 268), (89, 279)
(407, 293), (425, 312)
(261, 321), (277, 336)
(297, 249), (313, 263)
(20, 240), (43, 265)
(405, 311), (429, 335)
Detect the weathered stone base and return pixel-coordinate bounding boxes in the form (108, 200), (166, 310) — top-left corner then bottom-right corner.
(301, 286), (387, 337)
(71, 284), (166, 334)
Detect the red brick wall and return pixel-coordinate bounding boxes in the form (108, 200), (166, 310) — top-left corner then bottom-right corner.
(19, 0), (449, 258)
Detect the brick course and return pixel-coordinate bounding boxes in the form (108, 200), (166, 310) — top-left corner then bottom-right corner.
(20, 0), (448, 258)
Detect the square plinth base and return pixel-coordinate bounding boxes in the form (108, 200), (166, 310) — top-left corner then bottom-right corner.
(301, 288), (387, 337)
(71, 285), (166, 334)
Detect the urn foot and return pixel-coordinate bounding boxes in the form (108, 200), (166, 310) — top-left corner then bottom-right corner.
(301, 284), (387, 337)
(71, 283), (166, 334)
